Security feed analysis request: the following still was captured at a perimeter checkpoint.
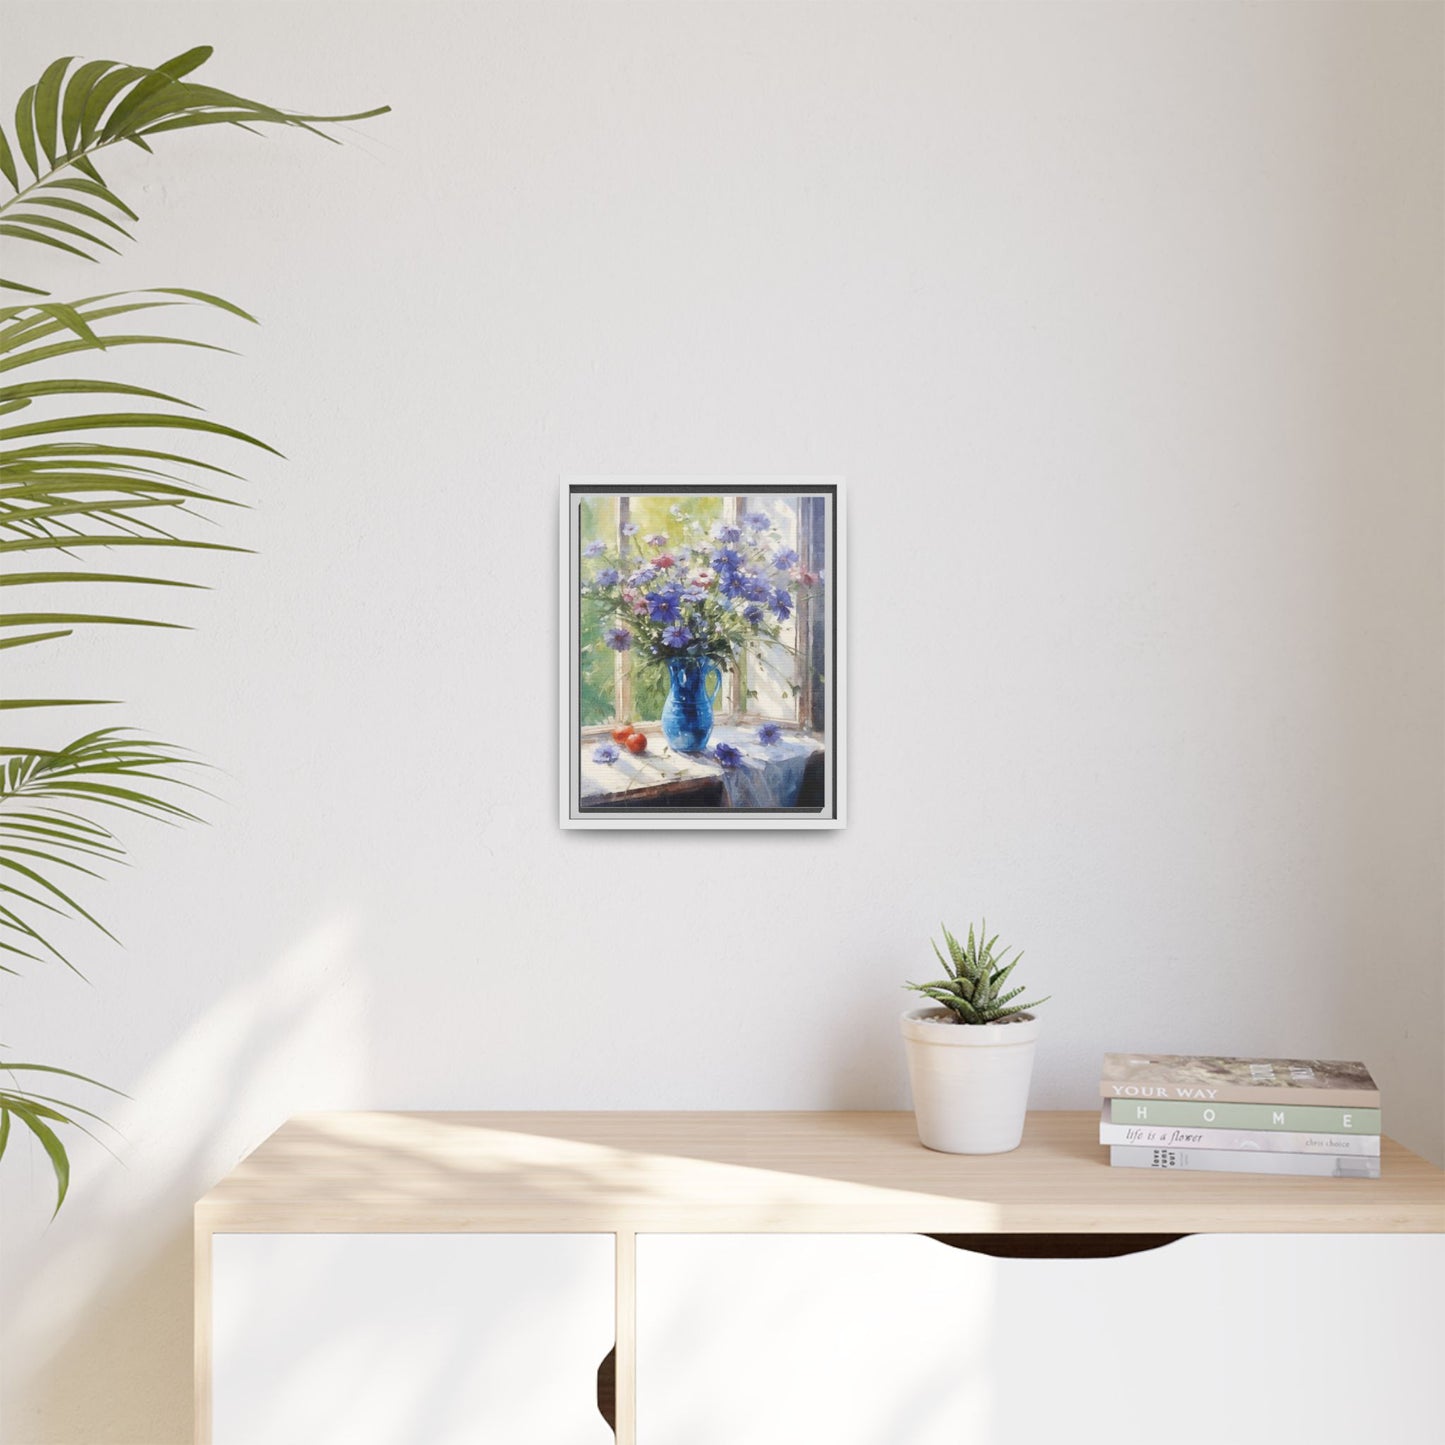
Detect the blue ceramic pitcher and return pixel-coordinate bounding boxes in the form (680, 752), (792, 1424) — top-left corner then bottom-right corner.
(660, 656), (722, 752)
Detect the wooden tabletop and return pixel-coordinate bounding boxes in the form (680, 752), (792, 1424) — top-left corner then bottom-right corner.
(195, 1110), (1445, 1235)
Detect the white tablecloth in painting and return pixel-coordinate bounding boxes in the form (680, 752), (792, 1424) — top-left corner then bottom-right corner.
(579, 724), (821, 808)
(704, 725), (820, 809)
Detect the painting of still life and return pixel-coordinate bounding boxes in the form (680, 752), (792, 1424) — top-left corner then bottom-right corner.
(560, 479), (844, 828)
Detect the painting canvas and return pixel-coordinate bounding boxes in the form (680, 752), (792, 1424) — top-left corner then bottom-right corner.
(560, 479), (844, 828)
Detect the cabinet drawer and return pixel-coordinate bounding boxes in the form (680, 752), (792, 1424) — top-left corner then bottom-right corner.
(636, 1232), (1444, 1445)
(212, 1232), (614, 1445)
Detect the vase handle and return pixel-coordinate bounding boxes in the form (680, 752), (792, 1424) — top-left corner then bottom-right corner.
(705, 661), (723, 703)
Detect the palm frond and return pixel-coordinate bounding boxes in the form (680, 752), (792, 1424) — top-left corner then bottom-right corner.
(1, 47), (388, 294)
(0, 729), (202, 974)
(0, 1058), (125, 1213)
(0, 288), (265, 712)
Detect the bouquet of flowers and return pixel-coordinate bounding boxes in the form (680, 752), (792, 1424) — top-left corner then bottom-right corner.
(581, 507), (819, 673)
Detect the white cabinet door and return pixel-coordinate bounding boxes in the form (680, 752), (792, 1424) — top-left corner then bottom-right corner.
(212, 1233), (614, 1445)
(636, 1233), (1444, 1445)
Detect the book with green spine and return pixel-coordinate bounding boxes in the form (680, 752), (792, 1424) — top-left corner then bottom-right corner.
(1108, 1098), (1380, 1133)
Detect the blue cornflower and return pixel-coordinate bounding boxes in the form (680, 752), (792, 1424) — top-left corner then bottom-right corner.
(583, 540), (606, 558)
(661, 623), (692, 649)
(603, 626), (632, 651)
(592, 742), (620, 764)
(676, 544), (694, 561)
(714, 742), (743, 769)
(770, 587), (792, 621)
(743, 573), (771, 603)
(757, 722), (782, 745)
(711, 547), (741, 572)
(594, 568), (620, 588)
(772, 547), (799, 572)
(743, 511), (771, 531)
(621, 522), (639, 536)
(743, 603), (765, 628)
(644, 533), (669, 548)
(711, 522), (742, 544)
(646, 589), (682, 623)
(628, 565), (659, 588)
(681, 585), (709, 602)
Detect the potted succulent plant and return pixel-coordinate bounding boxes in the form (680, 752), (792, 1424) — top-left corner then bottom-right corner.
(901, 923), (1050, 1154)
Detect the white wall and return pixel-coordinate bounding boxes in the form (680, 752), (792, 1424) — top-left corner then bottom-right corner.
(2, 2), (1441, 1440)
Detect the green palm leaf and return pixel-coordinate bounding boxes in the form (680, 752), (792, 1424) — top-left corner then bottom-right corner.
(0, 45), (385, 1213)
(0, 47), (388, 295)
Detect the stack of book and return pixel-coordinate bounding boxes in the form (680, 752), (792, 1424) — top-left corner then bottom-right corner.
(1099, 1053), (1381, 1178)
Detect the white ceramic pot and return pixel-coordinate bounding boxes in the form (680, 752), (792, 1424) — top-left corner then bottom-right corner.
(900, 1007), (1041, 1154)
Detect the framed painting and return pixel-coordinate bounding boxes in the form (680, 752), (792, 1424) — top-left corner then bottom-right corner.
(560, 478), (845, 829)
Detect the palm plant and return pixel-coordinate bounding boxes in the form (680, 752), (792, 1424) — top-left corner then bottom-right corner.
(0, 46), (385, 1210)
(906, 922), (1050, 1025)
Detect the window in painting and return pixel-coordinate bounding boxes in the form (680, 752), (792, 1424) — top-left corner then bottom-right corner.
(576, 493), (826, 734)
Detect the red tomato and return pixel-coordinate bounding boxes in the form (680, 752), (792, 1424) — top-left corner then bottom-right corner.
(611, 725), (636, 743)
(624, 731), (648, 754)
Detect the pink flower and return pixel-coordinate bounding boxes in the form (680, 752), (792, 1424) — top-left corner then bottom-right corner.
(631, 597), (649, 615)
(654, 555), (677, 569)
(691, 569), (715, 588)
(800, 570), (819, 586)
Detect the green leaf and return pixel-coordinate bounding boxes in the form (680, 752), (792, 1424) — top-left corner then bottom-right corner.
(0, 535), (246, 556)
(0, 411), (283, 455)
(0, 1060), (123, 1092)
(0, 333), (235, 375)
(4, 210), (118, 254)
(60, 60), (118, 154)
(0, 125), (19, 191)
(46, 177), (138, 221)
(145, 287), (258, 323)
(0, 698), (116, 709)
(78, 66), (149, 149)
(33, 57), (75, 170)
(156, 46), (215, 80)
(0, 611), (185, 631)
(930, 937), (955, 980)
(0, 224), (94, 262)
(13, 86), (39, 179)
(1, 278), (48, 298)
(0, 375), (194, 407)
(102, 72), (186, 142)
(0, 629), (73, 651)
(27, 194), (135, 239)
(6, 1102), (70, 1213)
(0, 570), (206, 590)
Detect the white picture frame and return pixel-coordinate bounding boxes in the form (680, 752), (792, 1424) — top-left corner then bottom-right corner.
(559, 477), (846, 830)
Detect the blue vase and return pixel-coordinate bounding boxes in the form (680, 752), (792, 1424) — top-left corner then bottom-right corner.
(660, 656), (722, 752)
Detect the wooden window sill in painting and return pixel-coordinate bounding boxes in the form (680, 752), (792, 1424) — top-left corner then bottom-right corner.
(579, 726), (824, 812)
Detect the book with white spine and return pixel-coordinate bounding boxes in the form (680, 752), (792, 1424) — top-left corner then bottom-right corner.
(1110, 1145), (1380, 1179)
(1098, 1105), (1380, 1156)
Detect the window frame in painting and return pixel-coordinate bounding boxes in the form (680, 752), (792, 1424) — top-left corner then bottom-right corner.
(558, 477), (846, 830)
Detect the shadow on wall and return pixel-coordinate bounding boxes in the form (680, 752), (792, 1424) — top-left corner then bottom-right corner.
(3, 916), (366, 1445)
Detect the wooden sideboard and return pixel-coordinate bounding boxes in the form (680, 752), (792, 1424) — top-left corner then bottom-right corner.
(195, 1110), (1445, 1444)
